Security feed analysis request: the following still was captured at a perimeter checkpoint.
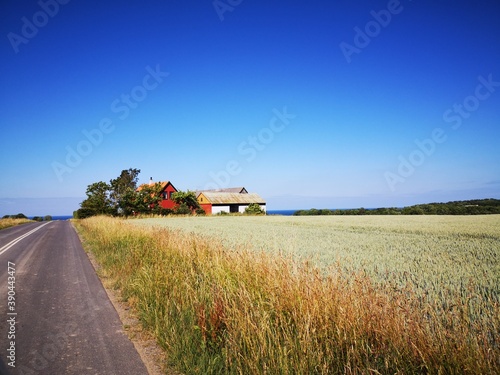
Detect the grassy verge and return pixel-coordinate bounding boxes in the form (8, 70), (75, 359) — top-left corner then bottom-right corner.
(0, 218), (32, 230)
(75, 216), (499, 374)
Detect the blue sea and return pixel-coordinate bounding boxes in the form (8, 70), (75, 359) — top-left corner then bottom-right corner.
(29, 215), (73, 221)
(266, 210), (297, 216)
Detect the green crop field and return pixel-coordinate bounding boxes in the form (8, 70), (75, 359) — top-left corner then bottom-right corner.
(77, 215), (500, 374)
(132, 215), (500, 304)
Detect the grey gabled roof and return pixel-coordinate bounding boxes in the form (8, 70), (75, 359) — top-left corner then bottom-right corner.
(198, 192), (265, 205)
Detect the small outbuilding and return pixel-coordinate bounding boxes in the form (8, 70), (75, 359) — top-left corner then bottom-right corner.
(197, 190), (266, 215)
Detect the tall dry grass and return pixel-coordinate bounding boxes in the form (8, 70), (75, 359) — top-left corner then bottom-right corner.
(0, 217), (32, 230)
(76, 216), (499, 374)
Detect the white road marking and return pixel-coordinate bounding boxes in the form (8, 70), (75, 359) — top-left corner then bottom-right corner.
(0, 222), (52, 255)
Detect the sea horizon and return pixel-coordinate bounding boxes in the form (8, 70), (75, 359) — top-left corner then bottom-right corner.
(31, 209), (382, 220)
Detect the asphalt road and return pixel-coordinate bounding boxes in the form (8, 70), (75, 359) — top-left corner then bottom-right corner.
(0, 221), (149, 375)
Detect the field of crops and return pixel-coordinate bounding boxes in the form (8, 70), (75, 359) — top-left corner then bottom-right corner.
(132, 215), (500, 304)
(77, 215), (500, 374)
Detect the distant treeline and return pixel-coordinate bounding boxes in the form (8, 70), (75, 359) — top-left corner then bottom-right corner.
(293, 199), (500, 216)
(2, 213), (52, 221)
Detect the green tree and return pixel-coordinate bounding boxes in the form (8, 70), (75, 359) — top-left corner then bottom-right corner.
(141, 183), (165, 214)
(74, 207), (97, 219)
(80, 181), (112, 216)
(175, 203), (192, 215)
(195, 208), (206, 216)
(109, 168), (141, 215)
(44, 215), (52, 221)
(118, 182), (164, 216)
(401, 206), (425, 215)
(171, 191), (200, 213)
(118, 189), (136, 216)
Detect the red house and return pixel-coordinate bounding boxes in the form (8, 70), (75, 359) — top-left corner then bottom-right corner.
(137, 178), (178, 210)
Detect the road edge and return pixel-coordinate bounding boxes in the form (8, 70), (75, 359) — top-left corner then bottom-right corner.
(70, 221), (181, 375)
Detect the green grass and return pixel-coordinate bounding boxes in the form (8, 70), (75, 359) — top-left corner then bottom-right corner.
(76, 215), (500, 374)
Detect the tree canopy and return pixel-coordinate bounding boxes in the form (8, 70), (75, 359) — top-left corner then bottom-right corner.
(119, 182), (164, 216)
(109, 168), (141, 214)
(171, 191), (200, 212)
(79, 181), (112, 217)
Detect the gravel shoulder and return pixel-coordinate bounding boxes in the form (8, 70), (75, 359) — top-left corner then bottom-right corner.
(78, 225), (182, 375)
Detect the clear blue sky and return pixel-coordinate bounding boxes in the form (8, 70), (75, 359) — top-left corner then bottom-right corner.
(1, 0), (499, 215)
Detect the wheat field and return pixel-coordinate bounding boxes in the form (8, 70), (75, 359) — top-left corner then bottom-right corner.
(76, 215), (500, 374)
(132, 215), (500, 303)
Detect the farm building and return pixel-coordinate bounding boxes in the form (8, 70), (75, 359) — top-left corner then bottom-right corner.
(137, 178), (178, 210)
(197, 190), (266, 215)
(137, 179), (266, 214)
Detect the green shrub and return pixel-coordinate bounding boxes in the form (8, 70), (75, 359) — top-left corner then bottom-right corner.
(244, 203), (265, 215)
(75, 208), (96, 219)
(175, 203), (191, 215)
